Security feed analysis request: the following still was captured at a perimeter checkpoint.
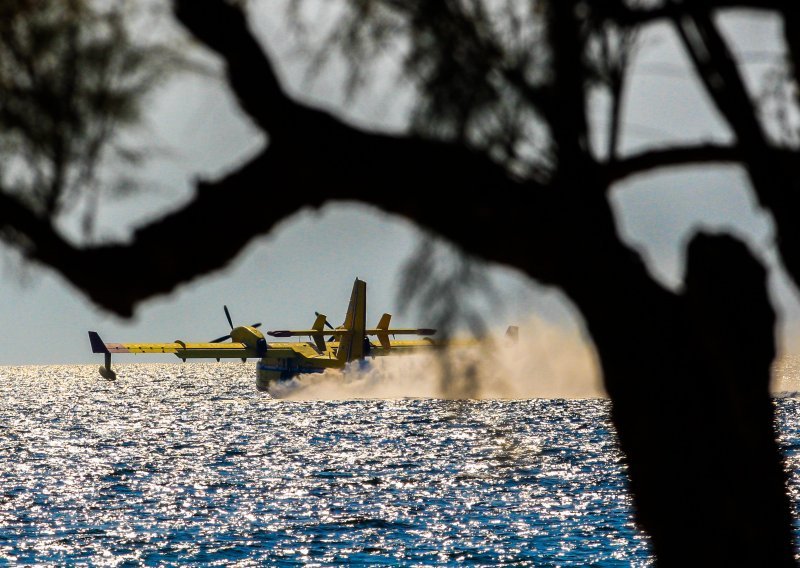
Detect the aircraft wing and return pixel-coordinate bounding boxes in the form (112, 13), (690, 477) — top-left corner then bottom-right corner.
(369, 337), (480, 356)
(369, 328), (516, 355)
(109, 342), (254, 358)
(89, 332), (257, 360)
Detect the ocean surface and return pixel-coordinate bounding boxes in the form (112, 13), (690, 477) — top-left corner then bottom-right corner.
(0, 361), (799, 566)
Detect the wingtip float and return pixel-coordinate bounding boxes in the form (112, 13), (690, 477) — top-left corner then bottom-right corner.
(89, 278), (518, 391)
(88, 330), (117, 380)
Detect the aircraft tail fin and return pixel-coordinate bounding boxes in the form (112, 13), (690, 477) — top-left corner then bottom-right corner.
(89, 331), (109, 354)
(336, 278), (367, 363)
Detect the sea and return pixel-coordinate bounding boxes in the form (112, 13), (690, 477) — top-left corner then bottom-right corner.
(1, 359), (800, 566)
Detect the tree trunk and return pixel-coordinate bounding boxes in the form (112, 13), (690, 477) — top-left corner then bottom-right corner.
(577, 233), (794, 564)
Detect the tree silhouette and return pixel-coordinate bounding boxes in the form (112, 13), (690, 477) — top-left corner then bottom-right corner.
(0, 0), (179, 235)
(1, 0), (799, 562)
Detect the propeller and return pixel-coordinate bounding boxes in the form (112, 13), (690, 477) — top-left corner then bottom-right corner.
(210, 305), (262, 343)
(210, 332), (232, 343)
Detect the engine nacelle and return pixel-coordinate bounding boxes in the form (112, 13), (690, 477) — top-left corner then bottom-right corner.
(230, 326), (267, 356)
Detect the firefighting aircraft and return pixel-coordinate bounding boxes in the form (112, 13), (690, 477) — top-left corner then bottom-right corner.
(89, 278), (462, 391)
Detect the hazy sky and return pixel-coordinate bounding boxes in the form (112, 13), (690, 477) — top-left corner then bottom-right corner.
(0, 5), (795, 366)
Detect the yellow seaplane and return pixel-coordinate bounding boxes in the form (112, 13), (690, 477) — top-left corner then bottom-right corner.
(89, 278), (454, 391)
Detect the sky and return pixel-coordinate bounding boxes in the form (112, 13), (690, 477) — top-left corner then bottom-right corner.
(0, 5), (797, 366)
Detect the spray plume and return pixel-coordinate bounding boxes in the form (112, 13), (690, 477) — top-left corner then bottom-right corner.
(268, 316), (604, 400)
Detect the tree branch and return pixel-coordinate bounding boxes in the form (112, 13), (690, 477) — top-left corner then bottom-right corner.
(674, 7), (767, 150)
(168, 1), (567, 283)
(15, 0), (786, 319)
(602, 0), (787, 29)
(606, 143), (746, 183)
(671, 5), (800, 299)
(0, 149), (299, 316)
(0, 113), (564, 317)
(172, 0), (299, 136)
(783, 4), (800, 115)
(547, 1), (591, 171)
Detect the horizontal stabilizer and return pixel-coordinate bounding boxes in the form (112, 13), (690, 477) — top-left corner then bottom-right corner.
(268, 329), (348, 338)
(367, 328), (436, 336)
(267, 328), (436, 338)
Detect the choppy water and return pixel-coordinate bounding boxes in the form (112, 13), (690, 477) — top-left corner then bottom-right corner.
(0, 362), (797, 566)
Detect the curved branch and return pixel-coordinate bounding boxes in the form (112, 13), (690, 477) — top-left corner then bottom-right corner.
(0, 117), (560, 317)
(165, 0), (565, 287)
(261, 119), (561, 283)
(606, 143), (746, 183)
(4, 0), (724, 319)
(0, 0), (551, 317)
(0, 149), (302, 316)
(675, 9), (767, 149)
(172, 0), (298, 135)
